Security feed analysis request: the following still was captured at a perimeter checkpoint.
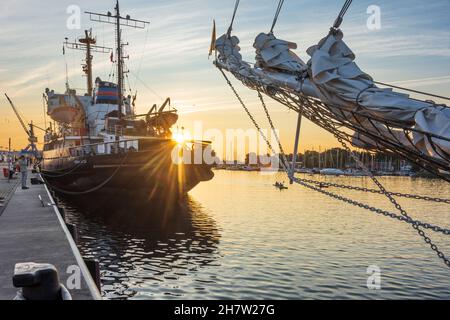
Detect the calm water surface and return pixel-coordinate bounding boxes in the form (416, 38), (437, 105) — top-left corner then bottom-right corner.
(60, 171), (450, 300)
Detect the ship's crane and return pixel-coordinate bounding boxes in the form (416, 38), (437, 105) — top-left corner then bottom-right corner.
(4, 93), (44, 157)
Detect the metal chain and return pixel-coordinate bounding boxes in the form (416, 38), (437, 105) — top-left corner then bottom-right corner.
(290, 175), (450, 235)
(261, 88), (450, 236)
(257, 89), (286, 161)
(335, 135), (450, 267)
(301, 178), (450, 204)
(220, 69), (450, 268)
(219, 68), (289, 169)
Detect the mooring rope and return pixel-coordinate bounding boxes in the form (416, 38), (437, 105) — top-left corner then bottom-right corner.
(41, 160), (87, 178)
(42, 152), (129, 196)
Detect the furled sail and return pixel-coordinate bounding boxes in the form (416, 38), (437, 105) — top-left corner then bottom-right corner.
(306, 29), (450, 160)
(253, 32), (305, 72)
(215, 30), (450, 163)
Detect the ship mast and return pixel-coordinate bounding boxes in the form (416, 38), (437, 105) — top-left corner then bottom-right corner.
(64, 30), (111, 97)
(86, 1), (149, 120)
(115, 1), (123, 119)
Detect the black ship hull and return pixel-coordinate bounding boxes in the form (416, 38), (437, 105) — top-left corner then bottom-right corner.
(41, 141), (214, 199)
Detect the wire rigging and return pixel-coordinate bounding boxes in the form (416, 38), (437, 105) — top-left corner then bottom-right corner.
(133, 26), (150, 91)
(333, 0), (353, 29)
(374, 81), (450, 102)
(227, 0), (240, 37)
(270, 0), (285, 34)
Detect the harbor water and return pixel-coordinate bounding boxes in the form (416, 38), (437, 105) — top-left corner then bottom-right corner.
(60, 171), (450, 300)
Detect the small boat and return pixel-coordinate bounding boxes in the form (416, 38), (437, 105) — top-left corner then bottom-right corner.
(274, 182), (288, 190)
(320, 168), (346, 176)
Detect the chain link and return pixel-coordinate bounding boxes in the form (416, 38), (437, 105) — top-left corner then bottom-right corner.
(220, 68), (450, 268)
(219, 68), (288, 167)
(301, 178), (450, 204)
(336, 135), (450, 267)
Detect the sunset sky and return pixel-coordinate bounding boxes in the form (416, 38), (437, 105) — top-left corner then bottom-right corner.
(1, 0), (449, 159)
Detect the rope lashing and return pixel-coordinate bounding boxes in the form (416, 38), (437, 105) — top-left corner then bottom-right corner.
(333, 0), (353, 29)
(227, 0), (241, 37)
(356, 85), (375, 107)
(270, 0), (285, 34)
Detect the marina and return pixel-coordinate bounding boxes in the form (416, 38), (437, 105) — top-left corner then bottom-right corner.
(0, 0), (449, 305)
(59, 171), (450, 300)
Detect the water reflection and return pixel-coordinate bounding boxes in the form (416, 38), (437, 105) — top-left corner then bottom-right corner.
(58, 193), (221, 300)
(55, 173), (450, 299)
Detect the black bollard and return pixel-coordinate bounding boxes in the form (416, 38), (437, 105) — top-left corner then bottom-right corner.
(13, 263), (67, 300)
(84, 259), (101, 290)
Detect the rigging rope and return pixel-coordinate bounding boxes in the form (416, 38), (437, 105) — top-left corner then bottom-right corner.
(134, 26), (151, 91)
(227, 0), (241, 37)
(218, 67), (450, 268)
(270, 0), (285, 34)
(374, 81), (450, 103)
(129, 70), (164, 102)
(333, 0), (353, 29)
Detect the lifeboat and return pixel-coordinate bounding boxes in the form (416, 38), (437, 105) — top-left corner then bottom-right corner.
(46, 91), (84, 124)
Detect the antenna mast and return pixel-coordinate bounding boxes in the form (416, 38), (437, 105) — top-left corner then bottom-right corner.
(86, 1), (149, 120)
(64, 30), (112, 97)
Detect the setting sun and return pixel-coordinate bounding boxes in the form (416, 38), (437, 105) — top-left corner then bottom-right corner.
(172, 132), (186, 144)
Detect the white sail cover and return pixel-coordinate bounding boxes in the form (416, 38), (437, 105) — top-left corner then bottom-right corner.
(306, 30), (450, 160)
(253, 33), (305, 73)
(215, 34), (253, 78)
(215, 31), (450, 162)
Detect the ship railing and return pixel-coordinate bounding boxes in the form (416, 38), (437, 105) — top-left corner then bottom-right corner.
(66, 138), (213, 158)
(67, 139), (140, 157)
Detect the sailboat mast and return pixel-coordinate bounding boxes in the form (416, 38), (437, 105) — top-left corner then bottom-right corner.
(115, 0), (123, 119)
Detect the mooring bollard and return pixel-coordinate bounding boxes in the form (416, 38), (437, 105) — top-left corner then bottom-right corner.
(13, 263), (72, 300)
(66, 223), (78, 244)
(30, 177), (44, 185)
(84, 259), (101, 290)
